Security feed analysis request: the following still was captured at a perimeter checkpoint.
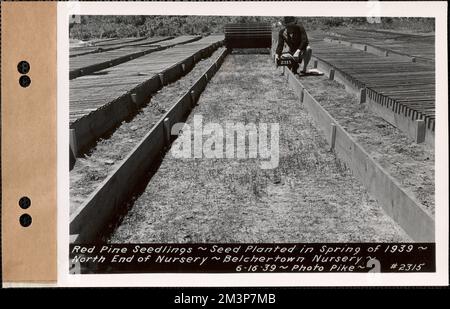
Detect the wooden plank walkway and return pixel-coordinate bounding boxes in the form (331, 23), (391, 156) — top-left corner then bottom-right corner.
(70, 37), (149, 57)
(69, 35), (224, 124)
(69, 37), (173, 58)
(319, 28), (435, 62)
(70, 37), (145, 57)
(310, 39), (435, 133)
(69, 36), (200, 79)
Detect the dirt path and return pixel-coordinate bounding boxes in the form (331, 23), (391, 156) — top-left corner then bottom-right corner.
(70, 48), (225, 215)
(110, 52), (410, 243)
(297, 76), (435, 215)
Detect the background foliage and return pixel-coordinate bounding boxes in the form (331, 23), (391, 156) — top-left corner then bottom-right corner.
(70, 16), (435, 40)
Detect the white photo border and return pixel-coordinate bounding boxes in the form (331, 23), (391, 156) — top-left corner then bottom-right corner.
(57, 1), (448, 287)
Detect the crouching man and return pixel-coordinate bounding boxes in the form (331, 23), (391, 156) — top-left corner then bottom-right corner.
(275, 16), (312, 74)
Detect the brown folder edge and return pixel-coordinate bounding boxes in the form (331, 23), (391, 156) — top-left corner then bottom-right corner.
(1, 1), (57, 283)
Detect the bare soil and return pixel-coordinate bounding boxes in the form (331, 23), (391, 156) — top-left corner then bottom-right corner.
(110, 53), (410, 243)
(297, 76), (435, 215)
(70, 48), (225, 215)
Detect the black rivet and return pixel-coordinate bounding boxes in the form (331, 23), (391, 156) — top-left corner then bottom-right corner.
(19, 75), (31, 88)
(19, 196), (31, 209)
(19, 214), (32, 227)
(17, 61), (30, 74)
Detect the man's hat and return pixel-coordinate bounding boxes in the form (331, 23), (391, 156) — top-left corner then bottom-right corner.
(283, 16), (296, 25)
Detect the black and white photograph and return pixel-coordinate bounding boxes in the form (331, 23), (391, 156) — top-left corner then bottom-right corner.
(1, 0), (448, 290)
(67, 7), (440, 277)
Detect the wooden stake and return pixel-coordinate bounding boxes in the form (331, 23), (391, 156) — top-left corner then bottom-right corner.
(70, 146), (76, 170)
(330, 123), (337, 151)
(130, 93), (138, 105)
(359, 88), (366, 104)
(329, 69), (335, 80)
(163, 118), (171, 145)
(416, 119), (426, 143)
(70, 129), (78, 157)
(190, 90), (196, 107)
